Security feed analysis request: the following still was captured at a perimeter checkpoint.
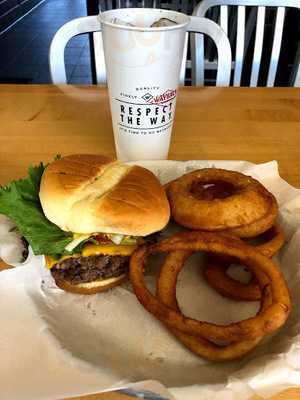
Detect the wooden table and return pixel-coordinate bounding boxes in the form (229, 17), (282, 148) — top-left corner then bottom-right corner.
(1, 85), (300, 186)
(1, 84), (300, 400)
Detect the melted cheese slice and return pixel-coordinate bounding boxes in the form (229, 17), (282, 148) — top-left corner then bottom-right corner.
(45, 254), (80, 269)
(45, 244), (137, 269)
(82, 244), (137, 257)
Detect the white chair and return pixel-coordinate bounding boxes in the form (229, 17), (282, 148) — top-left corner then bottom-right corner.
(49, 15), (232, 86)
(191, 0), (300, 86)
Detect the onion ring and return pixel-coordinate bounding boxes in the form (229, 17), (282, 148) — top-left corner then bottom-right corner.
(156, 251), (272, 361)
(223, 199), (278, 238)
(190, 181), (236, 201)
(203, 224), (285, 301)
(167, 169), (278, 237)
(252, 223), (285, 258)
(204, 259), (261, 301)
(129, 231), (291, 342)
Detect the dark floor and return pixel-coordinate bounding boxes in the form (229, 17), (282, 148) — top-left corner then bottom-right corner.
(0, 0), (92, 84)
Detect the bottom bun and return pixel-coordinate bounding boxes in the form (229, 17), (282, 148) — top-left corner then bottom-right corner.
(51, 273), (127, 295)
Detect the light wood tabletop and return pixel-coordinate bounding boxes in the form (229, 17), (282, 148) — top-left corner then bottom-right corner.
(0, 84), (300, 400)
(1, 85), (300, 186)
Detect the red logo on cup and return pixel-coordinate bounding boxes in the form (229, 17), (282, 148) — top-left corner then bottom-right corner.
(142, 89), (177, 105)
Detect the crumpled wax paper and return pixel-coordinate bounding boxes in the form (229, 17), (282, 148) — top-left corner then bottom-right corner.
(0, 214), (33, 266)
(1, 160), (300, 400)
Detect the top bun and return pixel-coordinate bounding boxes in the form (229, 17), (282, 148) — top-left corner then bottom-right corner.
(39, 154), (170, 236)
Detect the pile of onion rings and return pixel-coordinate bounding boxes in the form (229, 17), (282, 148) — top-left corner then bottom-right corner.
(166, 168), (285, 302)
(129, 231), (291, 361)
(129, 168), (291, 362)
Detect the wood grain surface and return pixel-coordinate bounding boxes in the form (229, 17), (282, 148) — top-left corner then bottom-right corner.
(0, 84), (300, 400)
(65, 388), (300, 399)
(1, 85), (300, 186)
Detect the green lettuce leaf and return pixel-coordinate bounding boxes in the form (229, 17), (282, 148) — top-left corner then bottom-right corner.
(0, 163), (72, 257)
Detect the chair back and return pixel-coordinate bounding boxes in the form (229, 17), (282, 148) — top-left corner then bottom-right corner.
(99, 0), (198, 14)
(49, 15), (232, 87)
(192, 0), (300, 86)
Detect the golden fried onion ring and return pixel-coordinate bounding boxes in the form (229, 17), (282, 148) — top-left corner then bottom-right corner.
(252, 223), (285, 258)
(203, 224), (285, 302)
(129, 231), (291, 342)
(224, 199), (278, 238)
(204, 259), (261, 302)
(156, 251), (272, 361)
(167, 169), (278, 237)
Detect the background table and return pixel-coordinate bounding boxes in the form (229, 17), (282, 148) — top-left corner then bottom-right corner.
(1, 85), (299, 186)
(1, 84), (300, 400)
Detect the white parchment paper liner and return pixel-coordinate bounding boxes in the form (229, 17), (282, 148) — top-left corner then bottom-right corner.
(0, 214), (33, 266)
(0, 160), (300, 400)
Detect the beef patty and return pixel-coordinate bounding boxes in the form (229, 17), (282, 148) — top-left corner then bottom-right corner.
(51, 255), (129, 285)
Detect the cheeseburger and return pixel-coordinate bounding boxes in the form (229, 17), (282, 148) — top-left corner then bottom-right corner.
(39, 154), (170, 294)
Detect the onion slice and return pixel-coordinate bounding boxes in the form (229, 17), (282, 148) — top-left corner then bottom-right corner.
(64, 234), (90, 252)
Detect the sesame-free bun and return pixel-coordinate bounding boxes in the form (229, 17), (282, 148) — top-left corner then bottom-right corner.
(51, 270), (127, 295)
(39, 154), (170, 235)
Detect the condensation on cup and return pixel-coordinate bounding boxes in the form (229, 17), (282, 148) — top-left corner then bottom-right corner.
(99, 8), (190, 161)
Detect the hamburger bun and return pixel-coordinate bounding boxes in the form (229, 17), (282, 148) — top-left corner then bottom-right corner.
(39, 154), (170, 236)
(51, 270), (127, 295)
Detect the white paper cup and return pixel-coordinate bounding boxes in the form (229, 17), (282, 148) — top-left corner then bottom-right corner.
(99, 8), (190, 161)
